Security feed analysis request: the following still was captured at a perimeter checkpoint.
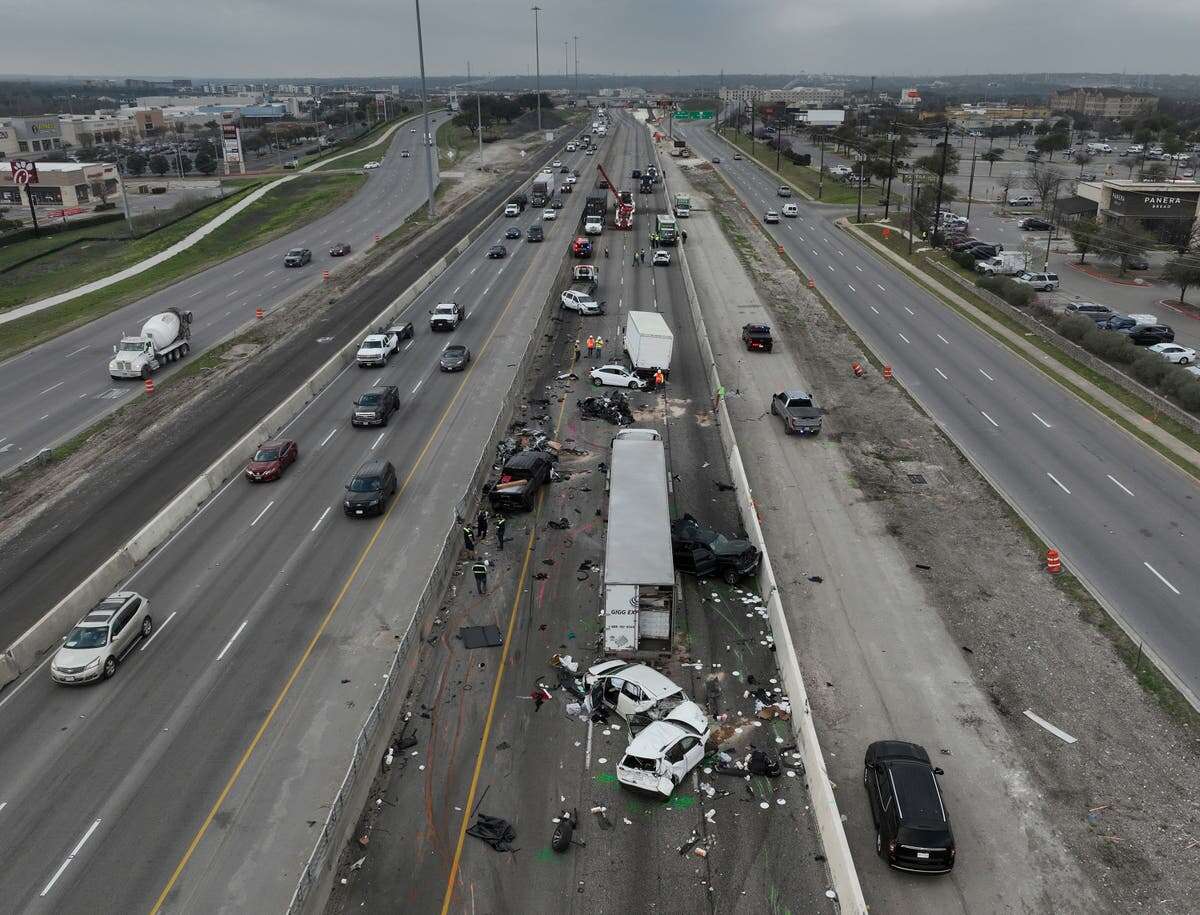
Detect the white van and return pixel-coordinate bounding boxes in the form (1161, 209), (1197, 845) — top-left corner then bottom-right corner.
(1086, 142), (1113, 154)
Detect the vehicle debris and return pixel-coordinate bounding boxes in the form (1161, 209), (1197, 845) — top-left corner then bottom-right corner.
(551, 808), (585, 852)
(458, 625), (504, 649)
(577, 391), (634, 425)
(467, 814), (518, 851)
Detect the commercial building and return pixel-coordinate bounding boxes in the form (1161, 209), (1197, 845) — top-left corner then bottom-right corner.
(898, 88), (922, 109)
(237, 104), (288, 127)
(57, 114), (141, 147)
(1048, 88), (1158, 119)
(720, 85), (844, 108)
(0, 161), (122, 210)
(1067, 178), (1200, 242)
(0, 117), (64, 155)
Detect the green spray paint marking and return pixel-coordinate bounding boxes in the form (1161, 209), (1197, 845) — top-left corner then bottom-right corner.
(535, 847), (557, 862)
(594, 772), (618, 784)
(666, 793), (696, 810)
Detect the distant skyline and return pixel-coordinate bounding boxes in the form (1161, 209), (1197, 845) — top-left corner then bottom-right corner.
(4, 1), (1200, 80)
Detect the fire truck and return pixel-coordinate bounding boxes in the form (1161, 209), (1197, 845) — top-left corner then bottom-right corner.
(595, 162), (635, 229)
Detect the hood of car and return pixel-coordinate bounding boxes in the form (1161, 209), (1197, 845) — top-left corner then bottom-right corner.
(247, 459), (281, 474)
(662, 700), (710, 736)
(441, 353), (467, 367)
(345, 489), (382, 505)
(53, 645), (106, 669)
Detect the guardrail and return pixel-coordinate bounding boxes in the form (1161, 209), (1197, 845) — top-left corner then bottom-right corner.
(657, 137), (868, 913)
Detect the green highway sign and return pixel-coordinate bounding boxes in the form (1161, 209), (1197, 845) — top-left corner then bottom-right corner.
(673, 110), (714, 121)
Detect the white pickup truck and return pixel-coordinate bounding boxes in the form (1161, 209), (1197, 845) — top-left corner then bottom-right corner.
(429, 302), (466, 331)
(356, 331), (400, 367)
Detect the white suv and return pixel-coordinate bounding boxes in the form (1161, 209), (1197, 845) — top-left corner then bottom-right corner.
(504, 203), (521, 217)
(1013, 271), (1060, 291)
(51, 592), (153, 684)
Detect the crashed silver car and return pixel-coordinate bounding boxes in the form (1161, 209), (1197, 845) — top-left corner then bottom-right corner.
(616, 702), (711, 797)
(584, 660), (689, 724)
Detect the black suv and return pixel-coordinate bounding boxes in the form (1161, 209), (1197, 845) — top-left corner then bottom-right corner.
(351, 385), (400, 426)
(863, 740), (956, 874)
(671, 513), (761, 584)
(344, 460), (398, 516)
(527, 224), (544, 242)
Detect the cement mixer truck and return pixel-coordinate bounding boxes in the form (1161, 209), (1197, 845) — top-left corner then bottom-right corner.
(108, 307), (193, 379)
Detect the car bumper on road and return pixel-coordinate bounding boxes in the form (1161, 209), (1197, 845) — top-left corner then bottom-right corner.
(351, 416), (386, 427)
(344, 503), (383, 517)
(51, 666), (102, 685)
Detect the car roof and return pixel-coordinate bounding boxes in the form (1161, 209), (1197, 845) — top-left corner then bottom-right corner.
(355, 459), (390, 477)
(870, 739), (932, 763)
(503, 450), (552, 470)
(624, 709), (707, 758)
(361, 384), (396, 395)
(888, 760), (948, 826)
(443, 343), (467, 352)
(588, 661), (683, 699)
(258, 439), (291, 450)
(780, 389), (813, 400)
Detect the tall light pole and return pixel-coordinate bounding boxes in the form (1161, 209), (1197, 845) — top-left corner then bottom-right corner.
(573, 35), (580, 100)
(469, 61), (483, 168)
(414, 0), (436, 218)
(531, 5), (543, 132)
(564, 40), (569, 87)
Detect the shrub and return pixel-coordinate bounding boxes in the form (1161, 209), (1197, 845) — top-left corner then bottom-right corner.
(1131, 351), (1172, 387)
(976, 274), (1005, 292)
(954, 250), (977, 270)
(1058, 315), (1094, 342)
(1158, 367), (1194, 400)
(1000, 281), (1034, 307)
(1176, 379), (1200, 413)
(1031, 302), (1058, 322)
(1085, 328), (1139, 364)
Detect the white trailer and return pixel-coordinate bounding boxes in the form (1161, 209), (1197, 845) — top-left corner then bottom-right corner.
(623, 310), (674, 376)
(108, 308), (192, 379)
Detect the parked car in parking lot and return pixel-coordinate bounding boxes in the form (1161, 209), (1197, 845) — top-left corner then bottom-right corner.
(51, 592), (153, 684)
(864, 740), (956, 873)
(1017, 217), (1053, 231)
(1122, 324), (1175, 345)
(1013, 271), (1059, 291)
(1065, 301), (1113, 322)
(1149, 343), (1195, 364)
(1007, 195), (1037, 207)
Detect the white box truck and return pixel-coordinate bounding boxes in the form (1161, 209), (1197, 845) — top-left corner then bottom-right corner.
(109, 308), (192, 379)
(975, 250), (1028, 276)
(623, 310), (673, 377)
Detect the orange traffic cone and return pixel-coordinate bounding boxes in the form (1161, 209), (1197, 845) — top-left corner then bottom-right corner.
(144, 378), (155, 395)
(807, 277), (815, 289)
(255, 307), (264, 320)
(851, 362), (865, 378)
(1046, 549), (1062, 574)
(883, 365), (893, 380)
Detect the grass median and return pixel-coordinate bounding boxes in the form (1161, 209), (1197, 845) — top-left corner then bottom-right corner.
(0, 173), (364, 362)
(712, 128), (867, 206)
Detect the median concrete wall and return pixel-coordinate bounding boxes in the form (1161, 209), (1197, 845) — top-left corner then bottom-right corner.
(657, 143), (867, 912)
(0, 187), (505, 692)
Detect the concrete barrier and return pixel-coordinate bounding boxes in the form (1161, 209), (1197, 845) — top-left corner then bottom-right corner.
(660, 154), (868, 911)
(0, 187), (508, 693)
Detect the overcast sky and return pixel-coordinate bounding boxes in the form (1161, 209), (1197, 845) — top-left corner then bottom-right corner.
(5, 0), (1200, 79)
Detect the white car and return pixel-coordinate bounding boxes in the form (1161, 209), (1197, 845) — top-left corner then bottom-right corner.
(543, 208), (557, 221)
(590, 363), (646, 390)
(652, 250), (671, 266)
(584, 217), (603, 235)
(362, 160), (381, 170)
(504, 203), (521, 217)
(1007, 195), (1037, 207)
(400, 150), (411, 158)
(564, 175), (577, 186)
(356, 332), (399, 367)
(552, 160), (563, 168)
(782, 203), (799, 217)
(764, 210), (780, 224)
(51, 591), (153, 684)
(1013, 271), (1060, 291)
(586, 148), (596, 156)
(585, 660), (688, 722)
(616, 702), (711, 798)
(560, 289), (601, 314)
(566, 143), (577, 152)
(1149, 343), (1196, 365)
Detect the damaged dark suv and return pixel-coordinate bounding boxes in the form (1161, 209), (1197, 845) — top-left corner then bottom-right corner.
(488, 451), (555, 512)
(670, 513), (761, 584)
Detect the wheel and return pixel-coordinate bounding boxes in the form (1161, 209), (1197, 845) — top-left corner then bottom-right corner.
(628, 380), (639, 389)
(592, 378), (602, 387)
(722, 568), (740, 585)
(103, 656), (118, 679)
(182, 343), (190, 356)
(1181, 357), (1191, 365)
(770, 401), (777, 415)
(141, 615), (153, 637)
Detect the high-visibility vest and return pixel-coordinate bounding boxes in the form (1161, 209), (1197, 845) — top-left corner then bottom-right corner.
(586, 336), (595, 348)
(473, 561), (488, 576)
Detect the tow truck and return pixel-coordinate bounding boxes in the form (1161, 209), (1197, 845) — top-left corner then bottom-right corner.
(595, 162), (635, 230)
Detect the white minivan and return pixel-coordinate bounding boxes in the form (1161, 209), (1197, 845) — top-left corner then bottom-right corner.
(782, 203), (799, 217)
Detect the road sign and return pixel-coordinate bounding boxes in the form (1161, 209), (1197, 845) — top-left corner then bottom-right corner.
(10, 159), (38, 186)
(672, 111), (714, 122)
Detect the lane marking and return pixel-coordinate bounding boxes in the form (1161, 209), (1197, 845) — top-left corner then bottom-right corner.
(311, 506), (332, 532)
(934, 367), (948, 380)
(319, 428), (337, 448)
(412, 378), (424, 394)
(869, 305), (880, 314)
(39, 413), (50, 421)
(249, 501), (274, 527)
(903, 306), (914, 316)
(936, 333), (950, 345)
(38, 381), (65, 395)
(811, 249), (819, 257)
(854, 264), (863, 272)
(1046, 472), (1071, 494)
(847, 284), (856, 293)
(979, 368), (994, 381)
(981, 411), (1000, 428)
(232, 269), (245, 278)
(41, 818), (102, 897)
(371, 431), (386, 449)
(215, 620), (248, 661)
(1107, 474), (1134, 497)
(826, 264), (835, 272)
(877, 283), (886, 291)
(453, 285), (461, 295)
(897, 331), (910, 344)
(403, 341), (414, 352)
(1031, 412), (1052, 428)
(188, 290), (203, 298)
(225, 289), (239, 298)
(64, 345), (89, 357)
(140, 610), (177, 651)
(1144, 562), (1180, 595)
(1023, 709), (1077, 744)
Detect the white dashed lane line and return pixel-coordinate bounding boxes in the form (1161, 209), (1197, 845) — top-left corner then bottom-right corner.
(847, 284), (856, 293)
(903, 306), (914, 315)
(1031, 412), (1052, 428)
(979, 368), (994, 381)
(897, 331), (910, 344)
(1046, 472), (1071, 494)
(981, 411), (1000, 428)
(1107, 474), (1134, 496)
(312, 506), (332, 531)
(934, 368), (948, 380)
(870, 305), (880, 314)
(249, 501), (274, 527)
(319, 428), (337, 448)
(1144, 562), (1180, 595)
(936, 334), (950, 344)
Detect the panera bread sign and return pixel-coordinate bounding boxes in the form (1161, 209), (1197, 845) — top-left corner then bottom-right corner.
(1109, 189), (1196, 218)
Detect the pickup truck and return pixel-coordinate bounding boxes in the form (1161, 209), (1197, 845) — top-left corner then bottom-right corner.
(429, 302), (466, 331)
(356, 331), (399, 366)
(671, 513), (761, 584)
(741, 323), (773, 352)
(770, 390), (822, 435)
(488, 451), (555, 512)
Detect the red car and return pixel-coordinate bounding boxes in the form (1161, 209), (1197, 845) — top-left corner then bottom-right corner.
(572, 236), (593, 258)
(245, 439), (298, 482)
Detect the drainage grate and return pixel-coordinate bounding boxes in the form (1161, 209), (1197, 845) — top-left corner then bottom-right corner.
(906, 473), (927, 485)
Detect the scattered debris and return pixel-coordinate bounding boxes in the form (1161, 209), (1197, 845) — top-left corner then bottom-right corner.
(714, 481), (737, 492)
(577, 392), (634, 425)
(806, 575), (823, 584)
(459, 625), (504, 649)
(552, 808), (585, 852)
(548, 517), (571, 530)
(466, 814), (518, 852)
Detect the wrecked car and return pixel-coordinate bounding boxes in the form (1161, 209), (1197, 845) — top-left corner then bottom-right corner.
(671, 513), (761, 584)
(487, 451), (555, 512)
(616, 702), (711, 798)
(577, 391), (634, 425)
(584, 660), (691, 724)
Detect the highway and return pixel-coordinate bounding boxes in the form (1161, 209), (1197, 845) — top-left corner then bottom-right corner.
(0, 129), (594, 914)
(681, 122), (1200, 703)
(0, 111), (450, 475)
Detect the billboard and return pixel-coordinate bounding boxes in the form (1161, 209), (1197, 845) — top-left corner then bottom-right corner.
(1109, 189), (1197, 218)
(221, 124), (245, 174)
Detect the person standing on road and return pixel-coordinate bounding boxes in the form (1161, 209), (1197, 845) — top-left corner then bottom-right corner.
(681, 229), (687, 245)
(632, 248), (638, 266)
(496, 514), (507, 550)
(473, 559), (488, 595)
(604, 245), (609, 258)
(476, 509), (488, 541)
(462, 524), (475, 555)
(586, 334), (595, 359)
(594, 336), (604, 360)
(654, 367), (665, 388)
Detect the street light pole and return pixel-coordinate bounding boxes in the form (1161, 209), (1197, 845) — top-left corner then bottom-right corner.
(531, 5), (543, 133)
(884, 124), (897, 220)
(965, 133), (978, 221)
(414, 0), (436, 218)
(573, 35), (579, 100)
(931, 123), (950, 245)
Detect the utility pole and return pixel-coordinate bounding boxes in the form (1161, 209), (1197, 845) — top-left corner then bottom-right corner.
(818, 140), (824, 200)
(564, 41), (569, 87)
(907, 155), (918, 256)
(414, 0), (436, 218)
(469, 61), (483, 168)
(856, 157), (864, 223)
(1043, 181), (1060, 270)
(884, 124), (897, 220)
(532, 5), (543, 132)
(573, 35), (579, 100)
(750, 102), (755, 157)
(931, 123), (950, 246)
(965, 133), (978, 221)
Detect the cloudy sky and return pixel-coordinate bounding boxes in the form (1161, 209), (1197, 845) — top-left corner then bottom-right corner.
(5, 0), (1200, 78)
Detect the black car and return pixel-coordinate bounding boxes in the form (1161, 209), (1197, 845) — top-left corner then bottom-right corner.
(504, 226), (522, 240)
(551, 198), (564, 209)
(671, 513), (761, 584)
(527, 224), (544, 242)
(631, 168), (642, 179)
(487, 244), (507, 259)
(560, 165), (570, 173)
(640, 180), (653, 194)
(329, 242), (352, 256)
(1125, 254), (1151, 270)
(385, 321), (415, 342)
(1017, 217), (1052, 231)
(344, 459), (398, 517)
(965, 243), (1000, 260)
(351, 385), (400, 427)
(439, 343), (471, 371)
(742, 323), (773, 352)
(283, 247), (312, 267)
(863, 740), (955, 873)
(1123, 324), (1175, 345)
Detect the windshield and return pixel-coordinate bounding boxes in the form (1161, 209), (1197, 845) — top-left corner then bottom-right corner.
(358, 393), (381, 407)
(444, 347), (466, 357)
(435, 305), (455, 314)
(287, 249), (305, 257)
(350, 476), (382, 493)
(117, 340), (146, 352)
(360, 340), (382, 350)
(64, 626), (108, 649)
(253, 449), (279, 462)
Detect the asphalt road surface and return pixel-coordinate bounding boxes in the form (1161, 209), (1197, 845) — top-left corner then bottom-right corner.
(0, 133), (598, 914)
(0, 111), (451, 475)
(681, 121), (1200, 704)
(328, 108), (830, 915)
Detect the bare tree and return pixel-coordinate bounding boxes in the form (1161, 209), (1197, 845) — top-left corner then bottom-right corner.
(997, 170), (1022, 202)
(1027, 164), (1066, 210)
(1072, 149), (1094, 176)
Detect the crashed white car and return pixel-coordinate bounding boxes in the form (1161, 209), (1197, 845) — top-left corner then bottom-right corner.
(585, 660), (688, 723)
(616, 702), (711, 797)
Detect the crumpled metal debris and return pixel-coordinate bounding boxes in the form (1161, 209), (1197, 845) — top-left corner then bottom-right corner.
(577, 391), (634, 425)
